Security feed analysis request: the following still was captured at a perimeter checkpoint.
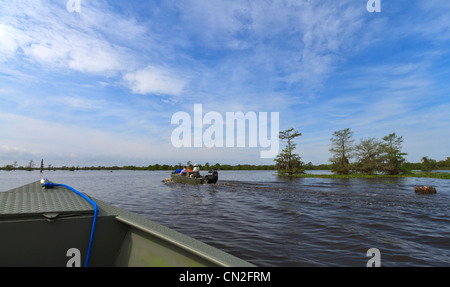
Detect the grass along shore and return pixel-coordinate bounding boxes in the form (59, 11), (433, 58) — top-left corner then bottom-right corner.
(292, 171), (450, 179)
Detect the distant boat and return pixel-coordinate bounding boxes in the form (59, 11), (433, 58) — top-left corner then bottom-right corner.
(169, 170), (219, 185)
(0, 180), (251, 267)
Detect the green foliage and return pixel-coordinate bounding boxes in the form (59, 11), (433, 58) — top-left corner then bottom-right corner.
(1, 132), (446, 175)
(417, 172), (450, 179)
(328, 130), (410, 176)
(379, 133), (407, 175)
(26, 159), (34, 171)
(354, 137), (382, 175)
(3, 165), (14, 171)
(293, 171), (450, 179)
(329, 128), (354, 175)
(0, 162), (276, 171)
(274, 128), (304, 175)
(437, 157), (450, 169)
(421, 156), (437, 171)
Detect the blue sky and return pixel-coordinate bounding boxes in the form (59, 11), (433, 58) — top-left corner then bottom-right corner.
(0, 0), (449, 167)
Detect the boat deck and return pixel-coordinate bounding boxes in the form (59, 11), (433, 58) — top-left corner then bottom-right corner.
(0, 182), (94, 219)
(0, 181), (254, 267)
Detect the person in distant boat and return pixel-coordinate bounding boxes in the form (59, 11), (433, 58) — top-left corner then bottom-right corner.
(175, 165), (182, 174)
(180, 166), (188, 176)
(193, 164), (199, 173)
(192, 164), (200, 177)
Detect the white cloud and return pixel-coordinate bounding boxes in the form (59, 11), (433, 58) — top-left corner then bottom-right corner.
(1, 0), (367, 98)
(123, 66), (187, 96)
(49, 96), (104, 111)
(0, 0), (135, 75)
(0, 145), (40, 157)
(1, 0), (448, 166)
(18, 24), (130, 75)
(172, 0), (368, 100)
(67, 40), (127, 74)
(0, 23), (20, 61)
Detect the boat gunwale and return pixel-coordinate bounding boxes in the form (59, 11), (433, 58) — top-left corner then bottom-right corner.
(1, 181), (254, 267)
(115, 216), (242, 267)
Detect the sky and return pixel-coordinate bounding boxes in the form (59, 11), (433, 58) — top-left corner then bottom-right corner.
(0, 0), (449, 167)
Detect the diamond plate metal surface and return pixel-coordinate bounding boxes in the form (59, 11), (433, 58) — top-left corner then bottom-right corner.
(0, 181), (94, 218)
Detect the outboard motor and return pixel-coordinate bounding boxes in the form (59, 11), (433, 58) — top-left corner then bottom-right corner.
(205, 170), (219, 184)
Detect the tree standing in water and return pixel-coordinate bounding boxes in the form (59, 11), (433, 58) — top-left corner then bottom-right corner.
(380, 133), (407, 175)
(354, 137), (382, 175)
(329, 128), (354, 174)
(274, 128), (304, 175)
(421, 156), (437, 172)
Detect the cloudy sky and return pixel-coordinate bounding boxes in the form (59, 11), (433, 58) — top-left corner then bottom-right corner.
(0, 0), (449, 167)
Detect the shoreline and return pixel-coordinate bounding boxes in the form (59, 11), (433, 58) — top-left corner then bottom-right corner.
(290, 172), (450, 180)
(1, 168), (449, 179)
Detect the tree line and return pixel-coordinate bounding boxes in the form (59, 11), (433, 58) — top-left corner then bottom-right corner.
(2, 130), (449, 173)
(0, 161), (276, 171)
(328, 128), (408, 175)
(2, 159), (448, 173)
(274, 127), (450, 175)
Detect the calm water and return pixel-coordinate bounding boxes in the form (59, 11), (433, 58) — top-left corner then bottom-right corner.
(1, 170), (449, 267)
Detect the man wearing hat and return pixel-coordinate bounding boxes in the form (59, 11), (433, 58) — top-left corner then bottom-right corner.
(191, 164), (200, 178)
(193, 164), (199, 173)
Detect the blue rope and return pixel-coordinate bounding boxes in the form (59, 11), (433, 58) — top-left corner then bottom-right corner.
(42, 182), (98, 267)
